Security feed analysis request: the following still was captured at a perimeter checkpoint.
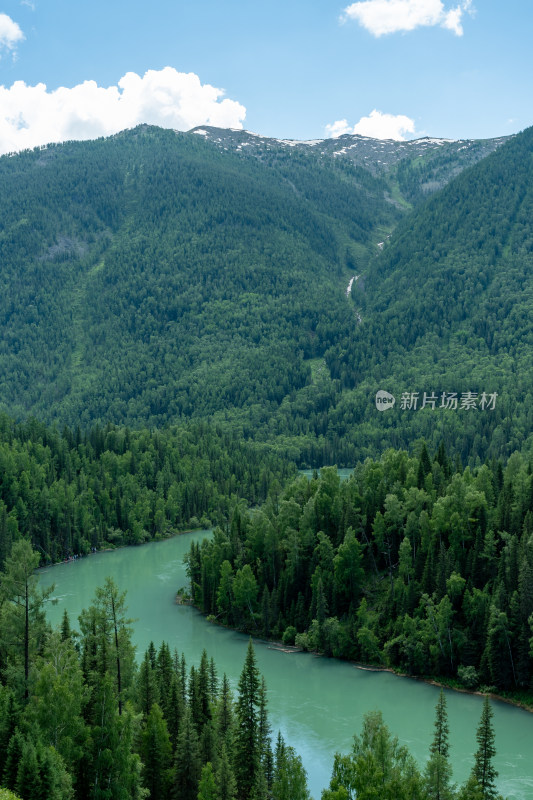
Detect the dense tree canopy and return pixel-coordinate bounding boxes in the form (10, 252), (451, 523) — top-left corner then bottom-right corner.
(189, 446), (533, 695)
(0, 414), (295, 564)
(0, 567), (506, 800)
(1, 125), (531, 466)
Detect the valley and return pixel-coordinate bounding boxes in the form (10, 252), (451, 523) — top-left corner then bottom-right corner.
(0, 121), (532, 800)
(38, 531), (533, 800)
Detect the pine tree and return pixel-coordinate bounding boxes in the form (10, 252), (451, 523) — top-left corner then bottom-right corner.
(216, 743), (237, 800)
(140, 703), (172, 800)
(197, 762), (217, 800)
(431, 690), (450, 759)
(272, 743), (310, 800)
(0, 692), (19, 778)
(217, 673), (234, 752)
(29, 631), (87, 775)
(36, 743), (74, 800)
(166, 675), (184, 750)
(172, 707), (200, 800)
(148, 641), (157, 670)
(257, 677), (271, 752)
(156, 641), (174, 720)
(251, 768), (269, 800)
(471, 697), (501, 800)
(198, 649), (211, 727)
(483, 608), (516, 689)
(209, 656), (218, 700)
(200, 719), (218, 768)
(234, 640), (260, 800)
(436, 442), (451, 479)
(93, 578), (135, 716)
(79, 579), (135, 717)
(90, 675), (143, 800)
(274, 730), (286, 773)
(417, 442), (432, 488)
(424, 690), (454, 800)
(3, 730), (25, 791)
(179, 653), (187, 701)
(15, 740), (40, 800)
(458, 775), (484, 800)
(60, 609), (72, 642)
(137, 650), (160, 716)
(188, 665), (202, 730)
(0, 539), (53, 701)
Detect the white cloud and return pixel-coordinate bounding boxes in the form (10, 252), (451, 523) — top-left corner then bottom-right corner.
(0, 67), (246, 155)
(342, 0), (473, 36)
(324, 119), (352, 138)
(326, 109), (416, 140)
(0, 13), (24, 57)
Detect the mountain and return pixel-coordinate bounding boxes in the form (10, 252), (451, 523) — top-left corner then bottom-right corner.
(0, 125), (398, 429)
(315, 125), (533, 463)
(0, 123), (530, 465)
(189, 125), (509, 202)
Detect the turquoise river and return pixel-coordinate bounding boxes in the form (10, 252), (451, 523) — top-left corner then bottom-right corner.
(39, 530), (533, 799)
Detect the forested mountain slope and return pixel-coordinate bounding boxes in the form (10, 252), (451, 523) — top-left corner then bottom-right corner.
(0, 125), (400, 430)
(0, 123), (530, 465)
(190, 125), (508, 203)
(310, 125), (533, 464)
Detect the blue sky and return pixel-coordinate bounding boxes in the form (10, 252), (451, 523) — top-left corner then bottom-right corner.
(0, 0), (531, 153)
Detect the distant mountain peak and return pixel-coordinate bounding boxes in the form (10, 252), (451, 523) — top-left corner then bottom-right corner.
(187, 125), (510, 175)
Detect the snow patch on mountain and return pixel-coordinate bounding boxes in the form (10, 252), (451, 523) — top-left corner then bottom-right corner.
(186, 126), (511, 179)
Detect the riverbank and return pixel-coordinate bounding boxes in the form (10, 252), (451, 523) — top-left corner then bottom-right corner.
(197, 610), (533, 714)
(38, 530), (533, 800)
(353, 662), (533, 713)
(40, 532), (533, 716)
(38, 525), (211, 569)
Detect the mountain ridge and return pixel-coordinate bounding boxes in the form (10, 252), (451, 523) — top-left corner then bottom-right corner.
(187, 125), (510, 196)
(0, 122), (531, 465)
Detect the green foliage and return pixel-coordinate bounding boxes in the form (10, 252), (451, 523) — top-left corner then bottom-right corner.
(0, 414), (296, 561)
(0, 120), (527, 800)
(272, 739), (310, 800)
(0, 547), (510, 800)
(471, 697), (502, 800)
(78, 577), (135, 717)
(0, 790), (23, 800)
(172, 707), (201, 800)
(322, 710), (425, 800)
(322, 126), (533, 464)
(26, 632), (89, 771)
(323, 701), (505, 800)
(194, 449), (533, 693)
(234, 640), (261, 799)
(0, 539), (53, 700)
(425, 691), (454, 800)
(140, 703), (172, 800)
(216, 743), (237, 800)
(0, 126), (393, 436)
(1, 125), (529, 467)
(197, 762), (217, 800)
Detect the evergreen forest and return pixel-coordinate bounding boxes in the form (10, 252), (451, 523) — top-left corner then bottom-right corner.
(0, 557), (506, 800)
(0, 124), (531, 466)
(187, 447), (533, 697)
(1, 118), (533, 799)
(0, 415), (295, 566)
